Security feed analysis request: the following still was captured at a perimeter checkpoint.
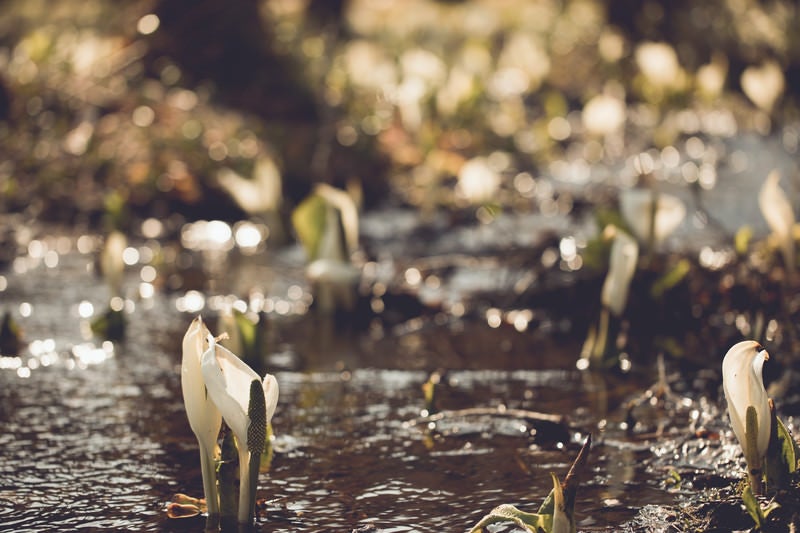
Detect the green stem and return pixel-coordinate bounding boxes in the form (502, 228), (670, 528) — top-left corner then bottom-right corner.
(592, 308), (610, 362)
(198, 442), (219, 524)
(237, 447), (253, 525)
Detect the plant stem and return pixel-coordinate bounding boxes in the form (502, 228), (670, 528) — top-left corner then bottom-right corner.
(198, 442), (219, 524)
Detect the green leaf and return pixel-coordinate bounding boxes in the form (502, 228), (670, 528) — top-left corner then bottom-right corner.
(741, 484), (763, 529)
(0, 311), (22, 355)
(735, 225), (753, 256)
(90, 307), (126, 341)
(650, 258), (690, 299)
(218, 428), (239, 523)
(469, 436), (590, 533)
(468, 504), (546, 533)
(233, 309), (265, 363)
(765, 400), (799, 491)
(291, 194), (328, 260)
(776, 415), (799, 473)
(537, 487), (555, 516)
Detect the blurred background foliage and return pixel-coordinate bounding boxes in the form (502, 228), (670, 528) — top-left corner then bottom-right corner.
(0, 0), (797, 233)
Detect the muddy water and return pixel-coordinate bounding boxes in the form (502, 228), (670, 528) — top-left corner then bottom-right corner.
(0, 229), (728, 532)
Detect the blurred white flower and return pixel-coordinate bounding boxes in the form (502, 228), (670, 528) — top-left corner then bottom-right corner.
(759, 170), (795, 271)
(601, 226), (638, 317)
(217, 155), (282, 215)
(741, 60), (785, 112)
(619, 189), (686, 244)
(696, 53), (728, 99)
(722, 340), (770, 492)
(100, 230), (127, 298)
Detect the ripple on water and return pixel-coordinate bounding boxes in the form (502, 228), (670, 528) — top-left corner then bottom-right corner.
(0, 243), (698, 532)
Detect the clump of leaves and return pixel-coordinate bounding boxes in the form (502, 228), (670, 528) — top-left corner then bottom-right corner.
(469, 434), (591, 533)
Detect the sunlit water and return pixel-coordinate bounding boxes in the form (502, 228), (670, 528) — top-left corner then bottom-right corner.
(0, 231), (744, 532)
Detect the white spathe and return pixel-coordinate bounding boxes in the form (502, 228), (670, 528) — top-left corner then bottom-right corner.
(181, 317), (223, 519)
(722, 341), (771, 469)
(601, 227), (639, 317)
(696, 53), (728, 99)
(201, 337), (279, 525)
(315, 183), (360, 259)
(217, 155), (283, 215)
(759, 170), (795, 271)
(100, 230), (127, 298)
(741, 60), (785, 112)
(619, 188), (686, 244)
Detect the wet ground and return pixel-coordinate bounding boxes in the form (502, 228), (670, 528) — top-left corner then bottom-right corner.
(0, 217), (766, 533)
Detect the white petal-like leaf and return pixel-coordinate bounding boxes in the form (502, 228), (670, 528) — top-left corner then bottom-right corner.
(722, 340), (771, 462)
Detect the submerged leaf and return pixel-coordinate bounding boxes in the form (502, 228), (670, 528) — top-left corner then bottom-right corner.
(468, 504), (545, 533)
(166, 502), (202, 519)
(469, 435), (590, 533)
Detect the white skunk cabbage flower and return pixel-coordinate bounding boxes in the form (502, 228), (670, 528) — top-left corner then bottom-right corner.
(293, 184), (362, 313)
(100, 230), (127, 298)
(201, 336), (279, 525)
(619, 189), (686, 245)
(759, 170), (795, 271)
(601, 226), (639, 317)
(722, 340), (771, 492)
(741, 60), (785, 112)
(315, 183), (359, 259)
(181, 317), (223, 520)
(217, 155), (282, 215)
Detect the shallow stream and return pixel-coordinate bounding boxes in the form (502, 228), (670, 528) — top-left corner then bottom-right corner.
(0, 224), (747, 532)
